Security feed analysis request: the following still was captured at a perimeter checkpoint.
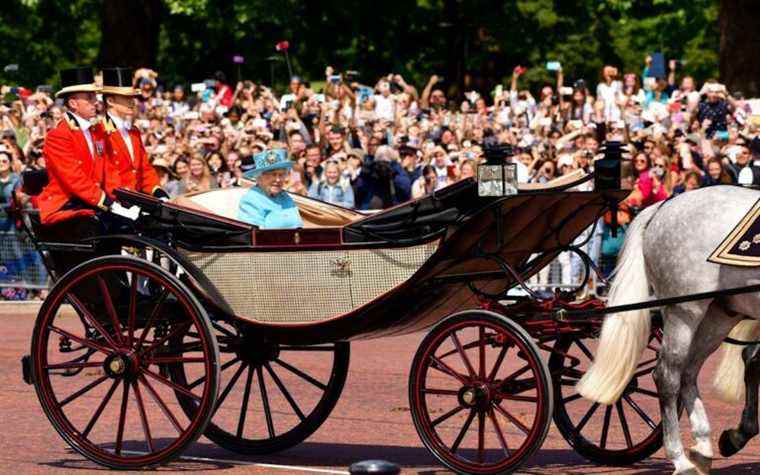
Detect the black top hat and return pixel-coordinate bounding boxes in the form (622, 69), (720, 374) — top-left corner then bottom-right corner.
(101, 67), (138, 96)
(56, 67), (98, 98)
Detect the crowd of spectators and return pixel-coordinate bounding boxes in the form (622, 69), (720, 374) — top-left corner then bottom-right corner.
(1, 56), (759, 298)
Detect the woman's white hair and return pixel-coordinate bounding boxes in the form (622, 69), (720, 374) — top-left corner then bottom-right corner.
(374, 145), (399, 162)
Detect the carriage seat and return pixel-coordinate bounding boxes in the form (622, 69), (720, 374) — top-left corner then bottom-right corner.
(178, 187), (366, 228)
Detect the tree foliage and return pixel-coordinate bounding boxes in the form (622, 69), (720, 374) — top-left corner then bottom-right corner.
(0, 0), (724, 95)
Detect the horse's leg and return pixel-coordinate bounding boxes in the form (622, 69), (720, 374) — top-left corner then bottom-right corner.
(719, 341), (760, 457)
(654, 305), (703, 475)
(679, 304), (741, 473)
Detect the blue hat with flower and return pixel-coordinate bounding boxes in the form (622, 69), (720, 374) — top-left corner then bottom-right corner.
(243, 148), (292, 179)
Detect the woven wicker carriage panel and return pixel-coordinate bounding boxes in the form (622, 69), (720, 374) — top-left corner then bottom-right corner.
(185, 240), (438, 323)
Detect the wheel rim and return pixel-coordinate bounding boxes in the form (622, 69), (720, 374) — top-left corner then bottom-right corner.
(32, 260), (218, 468)
(170, 323), (349, 454)
(549, 328), (663, 464)
(411, 315), (551, 474)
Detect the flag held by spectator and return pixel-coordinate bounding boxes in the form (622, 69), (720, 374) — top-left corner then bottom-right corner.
(275, 41), (290, 52)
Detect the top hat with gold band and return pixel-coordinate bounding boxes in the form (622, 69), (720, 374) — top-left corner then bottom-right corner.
(56, 67), (100, 98)
(101, 67), (138, 96)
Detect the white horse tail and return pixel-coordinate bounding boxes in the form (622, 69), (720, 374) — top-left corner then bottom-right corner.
(713, 320), (760, 403)
(576, 204), (660, 405)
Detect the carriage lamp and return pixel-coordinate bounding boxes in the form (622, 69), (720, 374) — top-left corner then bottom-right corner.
(594, 141), (623, 191)
(478, 143), (518, 197)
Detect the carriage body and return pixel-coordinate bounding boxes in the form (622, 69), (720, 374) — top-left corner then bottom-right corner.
(115, 177), (625, 344)
(22, 168), (667, 473)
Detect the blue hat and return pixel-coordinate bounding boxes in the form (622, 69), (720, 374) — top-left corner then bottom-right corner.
(243, 148), (292, 178)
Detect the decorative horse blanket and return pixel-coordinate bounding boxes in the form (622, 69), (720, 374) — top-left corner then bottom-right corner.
(709, 198), (760, 267)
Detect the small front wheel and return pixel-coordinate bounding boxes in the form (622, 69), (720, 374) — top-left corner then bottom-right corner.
(30, 256), (220, 469)
(409, 310), (553, 474)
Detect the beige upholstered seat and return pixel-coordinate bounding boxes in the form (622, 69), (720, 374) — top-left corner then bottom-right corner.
(177, 187), (366, 228)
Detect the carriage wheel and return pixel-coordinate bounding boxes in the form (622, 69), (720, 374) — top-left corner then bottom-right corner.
(410, 310), (553, 474)
(30, 256), (219, 469)
(169, 323), (349, 455)
(548, 326), (663, 465)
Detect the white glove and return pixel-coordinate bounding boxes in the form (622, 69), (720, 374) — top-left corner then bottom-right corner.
(110, 202), (142, 221)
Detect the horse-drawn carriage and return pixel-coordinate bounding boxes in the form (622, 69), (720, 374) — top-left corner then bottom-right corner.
(21, 144), (756, 474)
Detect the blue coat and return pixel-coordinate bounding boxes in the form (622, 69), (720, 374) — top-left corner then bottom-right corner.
(238, 186), (303, 229)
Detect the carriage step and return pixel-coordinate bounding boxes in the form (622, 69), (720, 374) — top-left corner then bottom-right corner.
(21, 355), (33, 385)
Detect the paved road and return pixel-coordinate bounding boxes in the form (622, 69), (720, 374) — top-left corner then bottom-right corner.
(2, 304), (760, 474)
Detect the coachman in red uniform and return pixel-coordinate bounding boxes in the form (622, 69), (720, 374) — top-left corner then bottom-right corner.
(36, 67), (124, 275)
(101, 67), (168, 199)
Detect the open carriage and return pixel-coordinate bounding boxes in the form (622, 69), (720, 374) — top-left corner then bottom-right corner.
(18, 154), (668, 474)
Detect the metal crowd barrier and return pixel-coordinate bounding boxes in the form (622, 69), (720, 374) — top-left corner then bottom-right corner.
(0, 231), (49, 289)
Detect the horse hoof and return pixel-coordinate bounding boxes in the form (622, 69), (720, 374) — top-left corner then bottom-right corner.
(719, 429), (743, 457)
(673, 467), (699, 475)
(687, 448), (712, 475)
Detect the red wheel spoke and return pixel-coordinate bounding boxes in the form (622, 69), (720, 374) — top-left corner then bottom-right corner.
(616, 400), (633, 449)
(274, 359), (327, 390)
(562, 393), (583, 404)
(450, 409), (476, 454)
(49, 326), (110, 355)
(67, 294), (120, 349)
(634, 365), (657, 379)
(136, 288), (169, 349)
(632, 387), (658, 398)
(139, 374), (184, 433)
(236, 366), (254, 438)
(450, 332), (476, 379)
(147, 356), (206, 365)
(636, 356), (658, 369)
(59, 374), (109, 407)
(188, 357), (239, 391)
(257, 366), (276, 438)
(486, 344), (509, 382)
(494, 402), (530, 434)
(574, 339), (594, 360)
(421, 388), (459, 396)
(115, 380), (130, 455)
(133, 380), (154, 452)
(600, 405), (612, 449)
(82, 379), (120, 438)
(500, 394), (538, 403)
(576, 402), (599, 432)
(44, 360), (104, 370)
(214, 362), (247, 415)
(431, 405), (465, 427)
(127, 274), (138, 346)
(97, 276), (124, 346)
(478, 326), (486, 379)
(623, 394), (657, 430)
(488, 408), (510, 457)
(139, 321), (193, 357)
(429, 356), (469, 384)
(477, 411), (485, 463)
(501, 364), (531, 385)
(265, 362), (305, 421)
(143, 367), (200, 401)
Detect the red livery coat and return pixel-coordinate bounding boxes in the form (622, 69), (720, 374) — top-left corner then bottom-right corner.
(38, 114), (120, 225)
(104, 115), (160, 195)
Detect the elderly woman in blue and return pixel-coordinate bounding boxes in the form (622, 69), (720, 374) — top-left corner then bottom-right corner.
(238, 149), (303, 229)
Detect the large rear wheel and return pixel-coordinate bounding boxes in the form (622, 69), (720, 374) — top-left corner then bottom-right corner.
(410, 310), (553, 474)
(170, 323), (350, 455)
(30, 256), (219, 469)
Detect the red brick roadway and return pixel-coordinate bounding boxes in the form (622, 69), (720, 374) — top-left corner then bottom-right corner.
(1, 304), (759, 475)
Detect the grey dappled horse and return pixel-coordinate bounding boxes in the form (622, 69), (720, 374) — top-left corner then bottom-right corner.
(576, 185), (760, 474)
